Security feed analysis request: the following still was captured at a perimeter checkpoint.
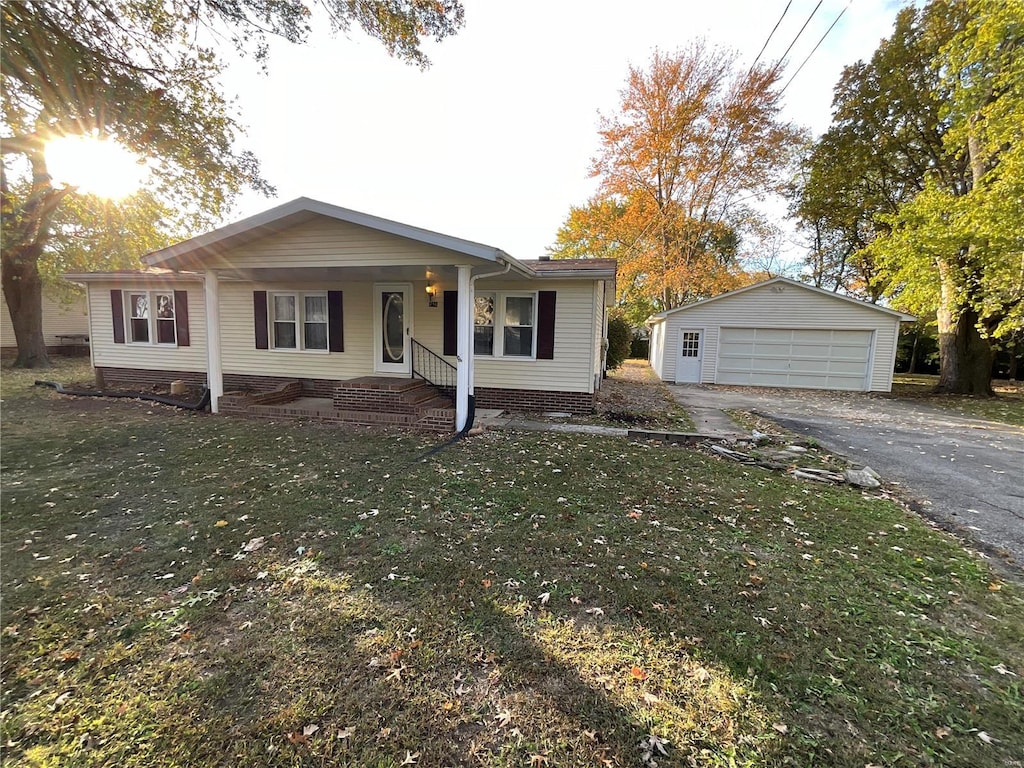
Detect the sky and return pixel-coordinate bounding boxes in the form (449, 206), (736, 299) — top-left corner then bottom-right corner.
(223, 0), (908, 262)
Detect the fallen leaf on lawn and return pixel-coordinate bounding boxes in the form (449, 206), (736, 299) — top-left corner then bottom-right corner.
(641, 692), (661, 705)
(482, 579), (492, 588)
(494, 708), (513, 728)
(988, 582), (1001, 591)
(242, 537), (265, 553)
(60, 650), (81, 663)
(50, 691), (72, 711)
(400, 751), (419, 765)
(935, 726), (951, 739)
(538, 591), (551, 605)
(976, 731), (997, 744)
(630, 666), (648, 681)
(772, 723), (788, 734)
(336, 728), (353, 739)
(529, 755), (550, 766)
(377, 727), (392, 740)
(215, 520), (229, 528)
(385, 664), (407, 682)
(286, 731), (307, 745)
(583, 730), (598, 741)
(302, 724), (319, 737)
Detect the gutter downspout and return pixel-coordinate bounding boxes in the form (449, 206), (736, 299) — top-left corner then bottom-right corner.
(454, 259), (513, 433)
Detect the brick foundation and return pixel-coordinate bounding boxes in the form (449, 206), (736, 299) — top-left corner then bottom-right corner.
(474, 386), (595, 415)
(96, 366), (207, 388)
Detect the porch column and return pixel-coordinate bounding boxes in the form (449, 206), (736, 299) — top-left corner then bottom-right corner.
(204, 270), (223, 413)
(455, 265), (473, 431)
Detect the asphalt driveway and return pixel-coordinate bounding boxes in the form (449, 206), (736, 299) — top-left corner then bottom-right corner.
(669, 384), (1024, 570)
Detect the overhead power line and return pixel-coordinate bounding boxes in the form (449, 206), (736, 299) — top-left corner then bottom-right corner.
(780, 1), (852, 94)
(749, 0), (793, 73)
(773, 0), (824, 71)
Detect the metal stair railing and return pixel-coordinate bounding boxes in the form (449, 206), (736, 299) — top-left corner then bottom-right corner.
(411, 338), (456, 398)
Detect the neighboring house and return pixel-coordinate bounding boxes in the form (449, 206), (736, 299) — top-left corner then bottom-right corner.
(65, 198), (616, 430)
(1, 289), (90, 357)
(647, 277), (915, 392)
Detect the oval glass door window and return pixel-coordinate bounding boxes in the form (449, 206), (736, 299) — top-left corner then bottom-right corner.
(382, 291), (405, 363)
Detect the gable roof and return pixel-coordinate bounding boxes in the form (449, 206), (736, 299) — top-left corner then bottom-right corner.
(143, 197), (527, 273)
(647, 276), (916, 323)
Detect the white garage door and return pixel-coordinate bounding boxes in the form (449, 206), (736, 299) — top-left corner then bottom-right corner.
(717, 328), (872, 390)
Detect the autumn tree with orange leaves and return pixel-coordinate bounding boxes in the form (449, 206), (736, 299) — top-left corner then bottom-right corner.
(550, 44), (803, 324)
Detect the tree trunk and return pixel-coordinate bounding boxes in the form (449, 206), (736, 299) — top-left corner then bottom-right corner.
(935, 304), (993, 396)
(1, 245), (50, 368)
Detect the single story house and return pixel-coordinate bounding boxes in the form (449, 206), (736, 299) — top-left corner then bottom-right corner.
(647, 277), (914, 392)
(1, 289), (90, 357)
(65, 198), (616, 430)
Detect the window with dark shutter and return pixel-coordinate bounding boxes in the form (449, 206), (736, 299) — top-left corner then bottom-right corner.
(173, 290), (190, 346)
(536, 291), (556, 359)
(443, 290), (458, 356)
(328, 290), (344, 352)
(253, 291), (269, 349)
(110, 289), (125, 344)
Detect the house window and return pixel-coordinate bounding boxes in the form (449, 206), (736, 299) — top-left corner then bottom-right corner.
(273, 295), (297, 348)
(473, 292), (536, 358)
(304, 295), (328, 350)
(127, 291), (176, 344)
(474, 294), (495, 355)
(128, 293), (149, 343)
(155, 293), (176, 344)
(503, 295), (534, 357)
(272, 292), (328, 351)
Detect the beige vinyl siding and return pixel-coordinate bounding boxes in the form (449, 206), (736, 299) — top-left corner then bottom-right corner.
(220, 281), (375, 379)
(87, 282), (208, 373)
(659, 283), (901, 392)
(470, 278), (597, 394)
(209, 217), (483, 270)
(1, 290), (88, 347)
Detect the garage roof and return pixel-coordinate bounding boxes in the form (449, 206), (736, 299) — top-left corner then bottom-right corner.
(647, 277), (916, 323)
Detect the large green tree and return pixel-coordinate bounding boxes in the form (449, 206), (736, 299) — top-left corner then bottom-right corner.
(1, 0), (464, 367)
(795, 0), (1022, 394)
(549, 44), (803, 322)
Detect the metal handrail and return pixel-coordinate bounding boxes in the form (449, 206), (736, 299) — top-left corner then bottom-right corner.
(411, 338), (457, 396)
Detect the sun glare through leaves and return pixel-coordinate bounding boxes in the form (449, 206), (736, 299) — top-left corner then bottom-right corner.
(45, 135), (147, 199)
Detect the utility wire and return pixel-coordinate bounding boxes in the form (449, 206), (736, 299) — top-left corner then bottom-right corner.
(779, 1), (851, 94)
(749, 0), (793, 73)
(773, 0), (824, 73)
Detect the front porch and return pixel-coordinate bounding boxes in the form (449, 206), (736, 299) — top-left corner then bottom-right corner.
(219, 375), (456, 430)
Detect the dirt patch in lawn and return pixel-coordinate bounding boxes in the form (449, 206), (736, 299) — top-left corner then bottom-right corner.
(563, 360), (696, 431)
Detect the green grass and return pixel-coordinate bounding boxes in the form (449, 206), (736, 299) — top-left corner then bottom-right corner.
(2, 359), (1022, 767)
(891, 374), (1024, 426)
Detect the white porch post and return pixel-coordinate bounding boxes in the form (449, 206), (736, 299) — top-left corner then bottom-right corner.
(204, 270), (223, 413)
(455, 265), (474, 431)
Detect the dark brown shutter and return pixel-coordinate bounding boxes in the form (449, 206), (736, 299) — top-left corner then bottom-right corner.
(110, 289), (125, 344)
(328, 290), (344, 352)
(537, 290), (556, 359)
(173, 290), (190, 346)
(443, 290), (458, 356)
(253, 290), (269, 349)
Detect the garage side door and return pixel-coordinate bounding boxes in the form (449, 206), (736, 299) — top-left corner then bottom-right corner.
(717, 328), (872, 390)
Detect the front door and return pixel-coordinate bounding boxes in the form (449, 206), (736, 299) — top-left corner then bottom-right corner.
(374, 284), (412, 375)
(675, 329), (702, 383)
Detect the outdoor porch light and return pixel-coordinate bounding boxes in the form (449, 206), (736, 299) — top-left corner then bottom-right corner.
(425, 282), (438, 307)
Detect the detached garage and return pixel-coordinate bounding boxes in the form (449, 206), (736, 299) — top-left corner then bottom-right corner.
(647, 277), (914, 392)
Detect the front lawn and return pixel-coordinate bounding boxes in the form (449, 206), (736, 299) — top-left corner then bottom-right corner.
(2, 360), (1022, 767)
